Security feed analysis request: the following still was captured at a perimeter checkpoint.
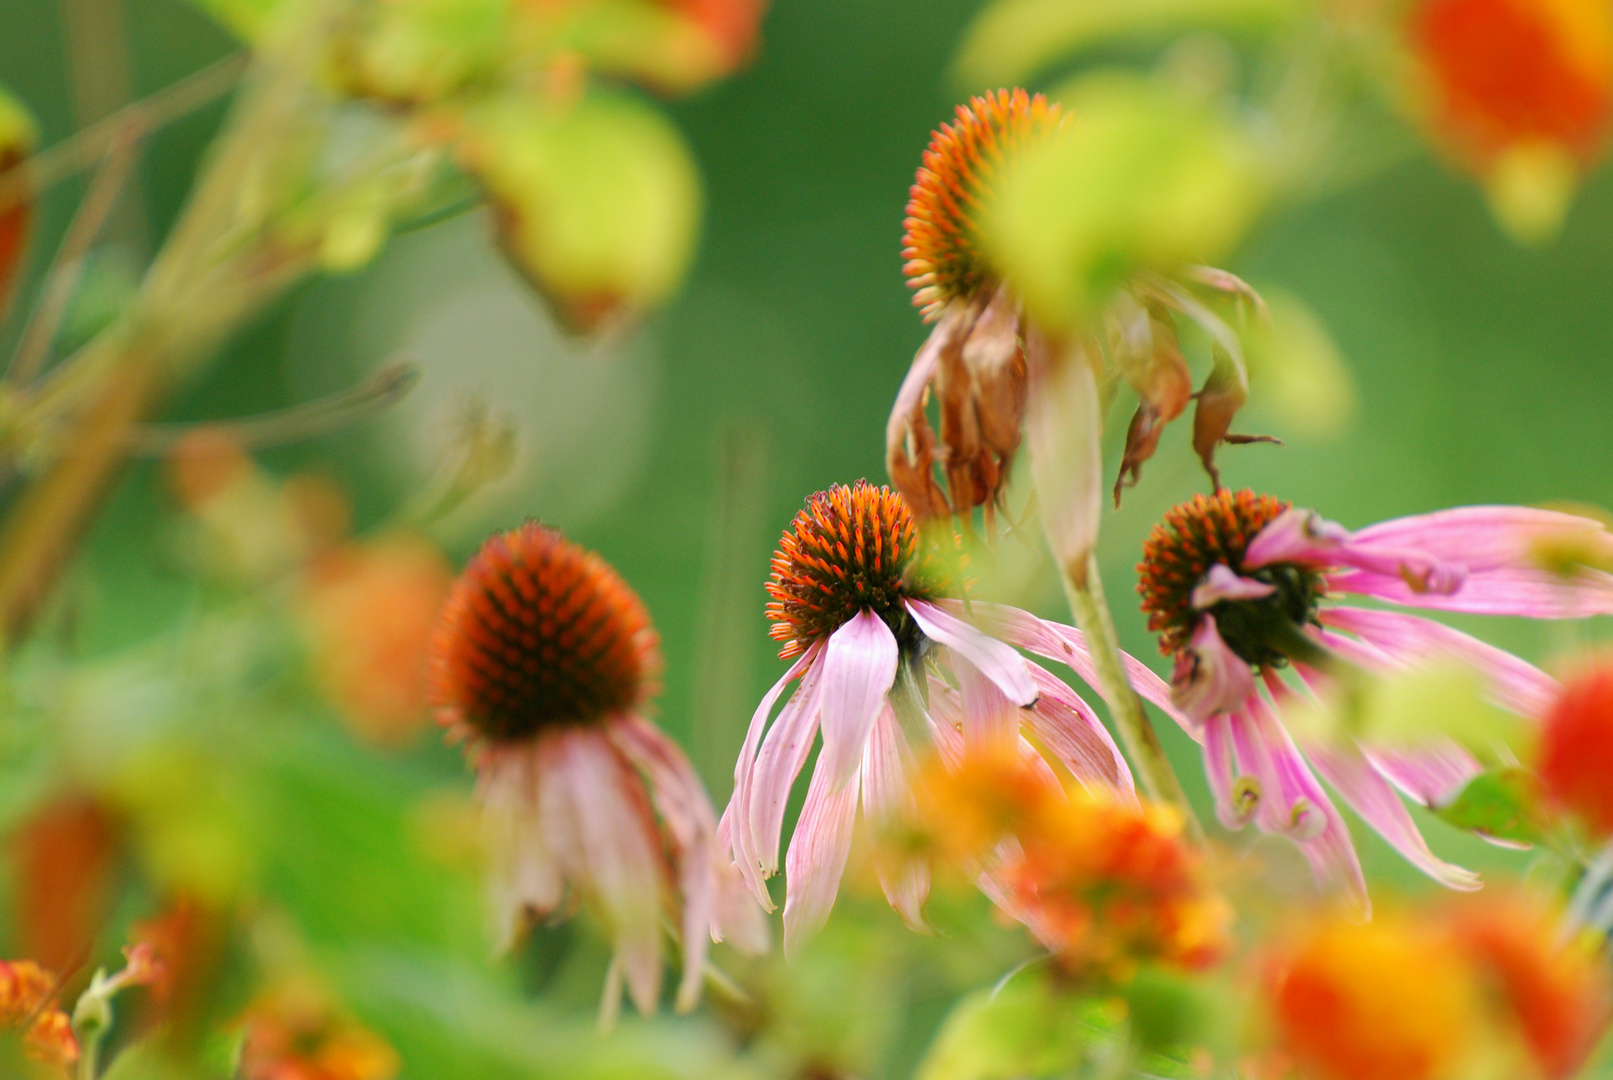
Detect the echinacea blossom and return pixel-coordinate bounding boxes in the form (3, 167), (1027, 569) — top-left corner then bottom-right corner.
(722, 480), (1173, 953)
(887, 88), (1272, 560)
(1265, 894), (1611, 1080)
(1138, 489), (1613, 906)
(0, 958), (78, 1075)
(1537, 654), (1613, 835)
(912, 744), (1229, 976)
(429, 523), (764, 1016)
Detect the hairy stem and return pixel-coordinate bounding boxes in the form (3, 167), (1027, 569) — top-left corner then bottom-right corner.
(1059, 551), (1202, 841)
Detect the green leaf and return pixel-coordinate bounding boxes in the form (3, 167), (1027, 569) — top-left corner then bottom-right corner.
(953, 0), (1301, 90)
(916, 972), (1118, 1080)
(457, 89), (702, 331)
(982, 73), (1263, 328)
(1434, 767), (1544, 845)
(1244, 287), (1355, 439)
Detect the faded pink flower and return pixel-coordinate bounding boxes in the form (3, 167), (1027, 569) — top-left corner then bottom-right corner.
(1139, 489), (1613, 908)
(430, 523), (765, 1016)
(722, 481), (1158, 953)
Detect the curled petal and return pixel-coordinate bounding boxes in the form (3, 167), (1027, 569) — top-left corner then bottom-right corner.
(782, 752), (860, 957)
(906, 599), (1038, 706)
(1244, 507), (1352, 568)
(1191, 564), (1277, 609)
(885, 310), (960, 518)
(1306, 741), (1481, 892)
(749, 661), (828, 888)
(1201, 712), (1255, 830)
(727, 645), (819, 902)
(818, 610), (900, 790)
(1170, 614), (1256, 724)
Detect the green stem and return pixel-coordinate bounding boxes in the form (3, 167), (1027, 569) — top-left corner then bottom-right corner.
(1058, 551), (1202, 842)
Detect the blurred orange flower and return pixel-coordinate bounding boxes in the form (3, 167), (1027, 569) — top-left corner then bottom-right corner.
(238, 982), (399, 1080)
(301, 535), (453, 746)
(1538, 653), (1613, 835)
(913, 745), (1230, 976)
(0, 960), (79, 1075)
(1265, 893), (1612, 1080)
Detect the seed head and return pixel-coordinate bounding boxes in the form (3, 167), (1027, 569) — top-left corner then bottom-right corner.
(1138, 489), (1323, 667)
(429, 523), (661, 741)
(765, 481), (944, 659)
(902, 88), (1065, 321)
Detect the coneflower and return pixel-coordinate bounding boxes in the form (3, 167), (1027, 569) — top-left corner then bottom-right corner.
(722, 481), (1171, 954)
(430, 523), (764, 1016)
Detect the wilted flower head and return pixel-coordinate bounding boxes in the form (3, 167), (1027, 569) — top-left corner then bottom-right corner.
(911, 745), (1230, 977)
(430, 522), (763, 1015)
(1409, 0), (1613, 238)
(1138, 489), (1613, 907)
(724, 481), (1169, 953)
(238, 981), (399, 1080)
(1537, 653), (1613, 835)
(0, 959), (77, 1076)
(887, 89), (1272, 556)
(1264, 893), (1611, 1080)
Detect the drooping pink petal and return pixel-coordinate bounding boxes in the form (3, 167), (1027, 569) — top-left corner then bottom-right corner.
(925, 676), (966, 770)
(1326, 507), (1613, 616)
(1246, 509), (1466, 593)
(1305, 740), (1481, 891)
(748, 659), (827, 890)
(782, 751), (861, 957)
(1345, 505), (1613, 572)
(954, 654), (1021, 746)
(1190, 563), (1276, 608)
(1247, 697), (1368, 913)
(1365, 741), (1483, 807)
(906, 598), (1038, 706)
(1171, 614), (1256, 724)
(479, 744), (563, 950)
(955, 601), (1192, 735)
(608, 714), (766, 1009)
(727, 644), (819, 902)
(1022, 664), (1134, 797)
(818, 610), (901, 790)
(1200, 712), (1251, 831)
(861, 704), (930, 931)
(550, 730), (665, 1015)
(1320, 606), (1560, 717)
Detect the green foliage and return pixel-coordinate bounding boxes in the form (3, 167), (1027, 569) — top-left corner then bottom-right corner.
(953, 0), (1302, 89)
(982, 73), (1263, 328)
(458, 90), (701, 332)
(1434, 767), (1546, 846)
(915, 971), (1114, 1080)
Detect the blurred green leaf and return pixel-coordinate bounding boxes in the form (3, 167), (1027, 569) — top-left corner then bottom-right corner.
(519, 0), (731, 94)
(983, 73), (1262, 328)
(183, 0), (285, 41)
(1245, 287), (1354, 439)
(915, 971), (1115, 1080)
(328, 0), (510, 105)
(456, 89), (701, 332)
(1434, 767), (1544, 846)
(953, 0), (1301, 90)
(1283, 660), (1529, 757)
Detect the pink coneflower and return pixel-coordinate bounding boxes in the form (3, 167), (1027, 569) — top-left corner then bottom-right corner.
(429, 523), (764, 1016)
(722, 481), (1166, 953)
(1138, 489), (1613, 907)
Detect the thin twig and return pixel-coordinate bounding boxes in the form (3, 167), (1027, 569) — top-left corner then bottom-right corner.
(0, 52), (247, 216)
(5, 121), (141, 387)
(123, 360), (419, 455)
